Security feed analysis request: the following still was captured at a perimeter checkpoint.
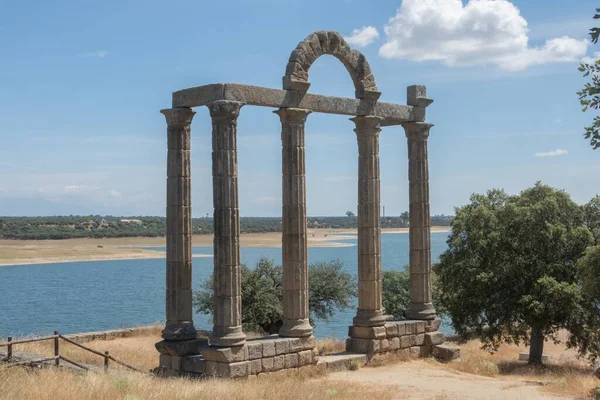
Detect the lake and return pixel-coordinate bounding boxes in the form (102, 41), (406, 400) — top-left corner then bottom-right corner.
(0, 232), (451, 339)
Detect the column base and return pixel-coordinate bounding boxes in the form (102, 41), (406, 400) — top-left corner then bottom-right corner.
(162, 321), (197, 341)
(405, 302), (437, 320)
(212, 325), (246, 347)
(353, 309), (388, 327)
(279, 318), (313, 337)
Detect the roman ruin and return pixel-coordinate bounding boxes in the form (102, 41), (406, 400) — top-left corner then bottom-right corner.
(155, 30), (458, 378)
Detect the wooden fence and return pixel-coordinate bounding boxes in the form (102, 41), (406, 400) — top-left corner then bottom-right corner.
(0, 331), (141, 373)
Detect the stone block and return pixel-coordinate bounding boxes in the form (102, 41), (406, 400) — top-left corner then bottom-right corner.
(299, 336), (316, 350)
(380, 339), (390, 352)
(247, 342), (263, 360)
(415, 321), (426, 334)
(155, 338), (207, 356)
(284, 353), (299, 368)
(396, 322), (407, 336)
(385, 322), (398, 338)
(311, 348), (320, 364)
(273, 355), (285, 371)
(275, 339), (290, 355)
(432, 344), (461, 361)
(389, 337), (400, 350)
(218, 361), (249, 379)
(425, 318), (442, 332)
(594, 360), (600, 379)
(205, 361), (219, 377)
(400, 335), (411, 349)
(171, 355), (182, 371)
(348, 325), (386, 339)
(289, 338), (302, 353)
(262, 357), (274, 372)
(263, 341), (276, 357)
(248, 359), (262, 375)
(425, 332), (445, 347)
(410, 346), (430, 358)
(414, 334), (425, 346)
(404, 321), (417, 335)
(200, 345), (248, 363)
(181, 355), (205, 374)
(159, 354), (172, 369)
(298, 350), (312, 367)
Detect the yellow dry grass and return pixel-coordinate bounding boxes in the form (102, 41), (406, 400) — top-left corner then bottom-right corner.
(442, 333), (599, 399)
(0, 367), (396, 400)
(316, 338), (346, 355)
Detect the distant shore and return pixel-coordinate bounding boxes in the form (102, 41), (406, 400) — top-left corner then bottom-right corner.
(0, 227), (450, 267)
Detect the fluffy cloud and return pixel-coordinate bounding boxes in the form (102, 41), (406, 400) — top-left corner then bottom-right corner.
(582, 51), (600, 64)
(534, 149), (568, 157)
(379, 0), (589, 70)
(344, 26), (380, 47)
(85, 50), (109, 58)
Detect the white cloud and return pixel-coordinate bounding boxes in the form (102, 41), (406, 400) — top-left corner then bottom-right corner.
(64, 185), (94, 193)
(109, 189), (121, 198)
(582, 51), (600, 64)
(85, 50), (109, 58)
(534, 149), (568, 158)
(344, 26), (380, 48)
(379, 0), (589, 70)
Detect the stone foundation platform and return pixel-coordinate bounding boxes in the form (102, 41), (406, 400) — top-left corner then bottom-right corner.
(346, 319), (459, 361)
(157, 335), (318, 378)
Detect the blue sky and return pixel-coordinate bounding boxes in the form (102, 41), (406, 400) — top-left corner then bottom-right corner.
(1, 0), (599, 217)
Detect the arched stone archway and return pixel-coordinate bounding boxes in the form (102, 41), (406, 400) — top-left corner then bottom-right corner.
(283, 31), (380, 100)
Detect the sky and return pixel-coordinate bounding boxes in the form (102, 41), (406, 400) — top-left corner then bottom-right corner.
(0, 0), (599, 217)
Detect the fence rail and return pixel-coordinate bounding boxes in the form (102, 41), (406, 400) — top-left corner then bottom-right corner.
(0, 331), (141, 373)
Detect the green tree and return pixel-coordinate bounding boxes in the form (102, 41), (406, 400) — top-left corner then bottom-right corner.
(346, 211), (355, 217)
(578, 8), (600, 149)
(193, 258), (356, 335)
(436, 183), (594, 364)
(583, 195), (600, 243)
(382, 270), (411, 320)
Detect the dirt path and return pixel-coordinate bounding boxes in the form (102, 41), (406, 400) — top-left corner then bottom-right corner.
(327, 360), (569, 400)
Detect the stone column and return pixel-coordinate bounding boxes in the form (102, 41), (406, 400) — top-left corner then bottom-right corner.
(161, 107), (197, 341)
(209, 100), (246, 347)
(402, 122), (437, 320)
(275, 108), (313, 338)
(352, 115), (386, 327)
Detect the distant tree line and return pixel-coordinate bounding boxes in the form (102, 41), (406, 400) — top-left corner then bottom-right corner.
(0, 213), (453, 240)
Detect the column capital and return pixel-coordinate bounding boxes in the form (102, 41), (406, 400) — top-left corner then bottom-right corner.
(161, 108), (196, 126)
(274, 108), (312, 124)
(350, 115), (383, 136)
(207, 100), (244, 121)
(402, 122), (434, 141)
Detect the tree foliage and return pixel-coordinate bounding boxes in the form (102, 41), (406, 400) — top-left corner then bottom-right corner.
(382, 270), (411, 320)
(193, 258), (356, 335)
(436, 183), (596, 364)
(578, 8), (600, 149)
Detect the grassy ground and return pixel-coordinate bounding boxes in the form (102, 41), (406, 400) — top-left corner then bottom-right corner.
(2, 328), (598, 400)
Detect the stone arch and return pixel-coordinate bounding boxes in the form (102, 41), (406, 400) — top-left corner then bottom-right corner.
(283, 31), (380, 100)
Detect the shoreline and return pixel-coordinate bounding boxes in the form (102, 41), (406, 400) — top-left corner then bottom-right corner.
(0, 227), (450, 267)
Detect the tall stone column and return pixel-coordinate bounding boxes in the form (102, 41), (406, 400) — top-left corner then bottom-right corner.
(209, 100), (246, 347)
(275, 108), (313, 338)
(161, 107), (197, 341)
(352, 115), (386, 327)
(402, 122), (437, 320)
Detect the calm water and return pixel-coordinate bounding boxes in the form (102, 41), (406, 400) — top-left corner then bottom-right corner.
(0, 232), (451, 338)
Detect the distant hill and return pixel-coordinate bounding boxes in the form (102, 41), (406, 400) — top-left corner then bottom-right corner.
(0, 215), (454, 240)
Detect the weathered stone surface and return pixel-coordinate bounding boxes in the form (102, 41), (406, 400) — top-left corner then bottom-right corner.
(159, 354), (172, 369)
(410, 346), (430, 358)
(432, 344), (461, 361)
(288, 338), (302, 353)
(273, 355), (285, 371)
(349, 325), (386, 339)
(415, 321), (426, 334)
(389, 337), (400, 350)
(172, 84), (421, 126)
(181, 355), (205, 374)
(385, 322), (398, 337)
(275, 339), (290, 355)
(247, 342), (263, 360)
(218, 361), (249, 378)
(594, 360), (600, 379)
(298, 350), (312, 367)
(248, 359), (262, 375)
(404, 321), (417, 335)
(425, 318), (442, 332)
(205, 361), (219, 377)
(318, 353), (368, 372)
(298, 336), (316, 350)
(262, 357), (274, 372)
(263, 341), (276, 357)
(199, 345), (248, 363)
(284, 353), (299, 368)
(425, 332), (445, 347)
(380, 339), (390, 352)
(400, 336), (411, 349)
(155, 338), (207, 356)
(171, 355), (182, 371)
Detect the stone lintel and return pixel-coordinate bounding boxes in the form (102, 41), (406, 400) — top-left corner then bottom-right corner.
(172, 83), (423, 126)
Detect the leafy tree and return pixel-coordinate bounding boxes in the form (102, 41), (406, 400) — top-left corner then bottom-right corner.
(578, 8), (600, 149)
(345, 211), (355, 217)
(436, 183), (594, 364)
(583, 195), (600, 243)
(193, 258), (356, 335)
(382, 270), (411, 320)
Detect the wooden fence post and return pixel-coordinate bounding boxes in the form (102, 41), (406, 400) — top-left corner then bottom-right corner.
(104, 351), (109, 372)
(7, 337), (12, 361)
(54, 331), (59, 367)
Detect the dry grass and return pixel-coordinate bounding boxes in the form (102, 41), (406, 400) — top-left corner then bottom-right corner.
(316, 338), (346, 355)
(0, 367), (396, 400)
(443, 332), (599, 399)
(366, 349), (413, 368)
